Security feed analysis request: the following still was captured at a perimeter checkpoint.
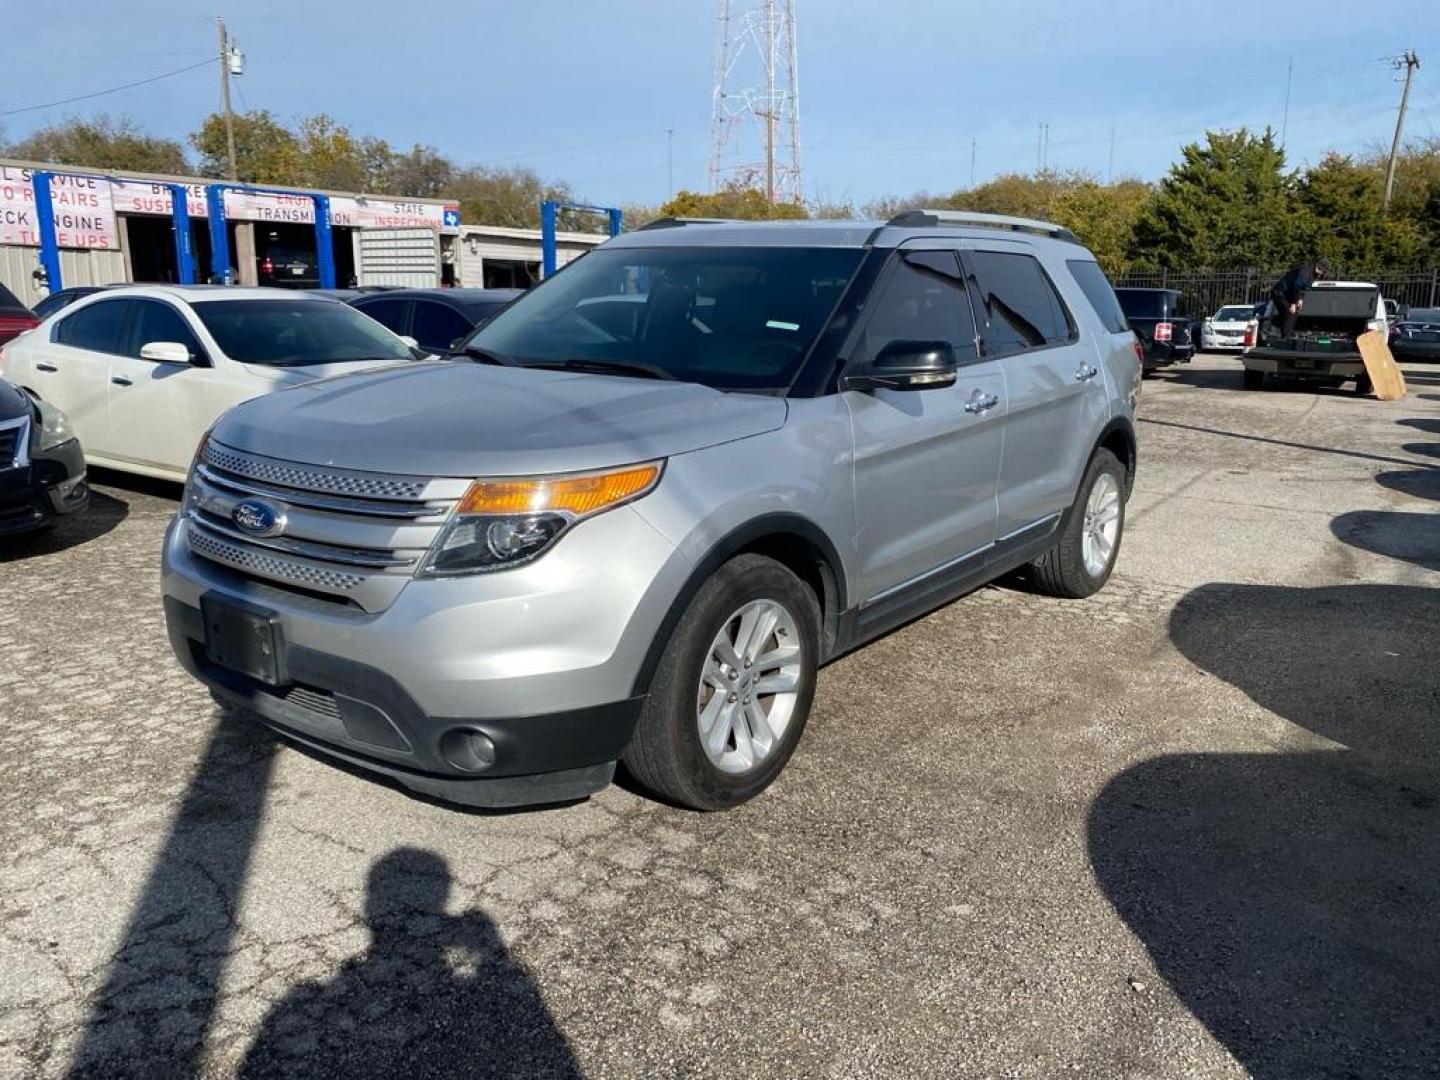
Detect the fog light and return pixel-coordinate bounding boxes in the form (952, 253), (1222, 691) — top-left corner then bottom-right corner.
(47, 474), (88, 512)
(440, 728), (498, 773)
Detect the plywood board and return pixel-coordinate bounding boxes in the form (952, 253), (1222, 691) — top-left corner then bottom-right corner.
(1356, 330), (1407, 401)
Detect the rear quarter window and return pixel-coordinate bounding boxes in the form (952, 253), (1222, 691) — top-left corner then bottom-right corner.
(1067, 260), (1129, 334)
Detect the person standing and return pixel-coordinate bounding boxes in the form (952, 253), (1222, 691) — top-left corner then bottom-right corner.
(1270, 258), (1331, 338)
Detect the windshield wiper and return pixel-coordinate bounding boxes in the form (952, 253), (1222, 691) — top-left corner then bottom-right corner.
(526, 358), (678, 381)
(452, 344), (515, 366)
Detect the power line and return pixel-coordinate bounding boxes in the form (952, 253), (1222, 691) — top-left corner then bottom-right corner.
(0, 57), (217, 119)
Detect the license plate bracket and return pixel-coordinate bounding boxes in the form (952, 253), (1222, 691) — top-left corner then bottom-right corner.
(201, 593), (287, 686)
(1293, 357), (1316, 369)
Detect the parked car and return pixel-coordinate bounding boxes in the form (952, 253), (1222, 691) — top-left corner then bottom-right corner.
(0, 283), (39, 345)
(31, 286), (114, 321)
(0, 286), (423, 482)
(1390, 306), (1440, 362)
(1114, 287), (1195, 369)
(1242, 280), (1386, 392)
(0, 376), (88, 535)
(258, 245), (318, 289)
(349, 288), (523, 354)
(162, 210), (1140, 812)
(1199, 303), (1260, 352)
(1384, 297), (1406, 330)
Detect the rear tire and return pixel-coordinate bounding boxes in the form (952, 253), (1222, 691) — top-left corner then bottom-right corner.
(1243, 368), (1265, 390)
(1028, 449), (1126, 600)
(1354, 372), (1373, 396)
(623, 553), (821, 811)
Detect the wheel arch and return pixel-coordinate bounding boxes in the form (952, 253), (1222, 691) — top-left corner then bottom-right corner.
(1095, 415), (1137, 495)
(630, 513), (848, 697)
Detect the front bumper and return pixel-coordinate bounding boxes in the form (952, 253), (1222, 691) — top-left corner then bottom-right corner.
(0, 437), (88, 536)
(162, 505), (691, 807)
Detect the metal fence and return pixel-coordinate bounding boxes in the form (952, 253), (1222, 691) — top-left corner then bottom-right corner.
(1113, 269), (1440, 315)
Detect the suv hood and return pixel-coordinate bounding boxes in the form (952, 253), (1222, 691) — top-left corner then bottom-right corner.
(213, 361), (788, 477)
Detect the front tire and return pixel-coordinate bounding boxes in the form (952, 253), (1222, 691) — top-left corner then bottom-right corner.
(1028, 449), (1126, 599)
(623, 553), (820, 811)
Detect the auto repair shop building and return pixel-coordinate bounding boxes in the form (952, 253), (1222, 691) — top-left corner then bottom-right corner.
(0, 158), (605, 306)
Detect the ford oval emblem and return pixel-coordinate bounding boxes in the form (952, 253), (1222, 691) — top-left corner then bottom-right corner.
(231, 499), (284, 538)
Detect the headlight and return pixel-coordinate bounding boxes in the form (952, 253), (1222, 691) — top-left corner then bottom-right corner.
(32, 398), (75, 452)
(421, 461), (663, 576)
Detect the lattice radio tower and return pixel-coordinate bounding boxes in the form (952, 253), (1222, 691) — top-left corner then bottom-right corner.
(708, 0), (803, 206)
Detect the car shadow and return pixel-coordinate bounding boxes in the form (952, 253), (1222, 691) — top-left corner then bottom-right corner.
(238, 848), (583, 1079)
(1088, 582), (1440, 1079)
(1330, 509), (1440, 571)
(1398, 417), (1440, 435)
(0, 488), (128, 560)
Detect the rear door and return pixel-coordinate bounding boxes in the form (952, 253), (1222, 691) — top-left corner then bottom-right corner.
(961, 245), (1108, 540)
(29, 296), (135, 456)
(845, 247), (1005, 605)
(352, 296), (413, 339)
(104, 298), (250, 474)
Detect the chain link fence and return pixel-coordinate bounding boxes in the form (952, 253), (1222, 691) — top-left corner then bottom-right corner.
(1113, 269), (1440, 315)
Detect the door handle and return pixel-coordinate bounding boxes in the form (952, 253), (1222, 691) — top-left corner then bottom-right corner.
(111, 375), (133, 387)
(36, 362), (58, 373)
(1075, 363), (1100, 381)
(963, 391), (1000, 414)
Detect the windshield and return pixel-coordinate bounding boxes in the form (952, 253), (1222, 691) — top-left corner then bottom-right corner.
(193, 299), (416, 367)
(464, 246), (864, 391)
(1215, 306), (1253, 321)
(1115, 290), (1182, 319)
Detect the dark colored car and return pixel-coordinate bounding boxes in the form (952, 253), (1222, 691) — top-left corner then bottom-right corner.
(31, 286), (114, 321)
(258, 245), (318, 289)
(349, 288), (523, 353)
(1390, 307), (1440, 362)
(1114, 287), (1195, 370)
(0, 283), (39, 345)
(0, 377), (88, 535)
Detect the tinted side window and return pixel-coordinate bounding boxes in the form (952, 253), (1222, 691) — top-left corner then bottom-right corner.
(56, 299), (131, 355)
(967, 251), (1075, 356)
(355, 298), (410, 335)
(411, 302), (473, 350)
(1066, 259), (1129, 333)
(852, 250), (979, 367)
(128, 300), (204, 360)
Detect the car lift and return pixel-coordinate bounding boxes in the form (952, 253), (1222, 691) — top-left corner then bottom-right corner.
(540, 200), (622, 279)
(204, 184), (336, 288)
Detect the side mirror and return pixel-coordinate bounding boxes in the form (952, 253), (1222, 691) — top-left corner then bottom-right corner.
(398, 335), (419, 349)
(845, 340), (958, 391)
(139, 341), (194, 365)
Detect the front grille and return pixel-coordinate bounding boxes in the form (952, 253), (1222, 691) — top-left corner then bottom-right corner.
(184, 441), (469, 612)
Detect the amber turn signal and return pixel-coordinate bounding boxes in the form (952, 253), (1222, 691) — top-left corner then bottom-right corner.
(456, 462), (662, 517)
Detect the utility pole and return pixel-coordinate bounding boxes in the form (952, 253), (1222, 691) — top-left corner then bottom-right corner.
(1280, 56), (1293, 149)
(217, 17), (238, 182)
(969, 139), (976, 188)
(1383, 50), (1420, 211)
(666, 126), (674, 198)
(1107, 125), (1115, 184)
(763, 0), (777, 202)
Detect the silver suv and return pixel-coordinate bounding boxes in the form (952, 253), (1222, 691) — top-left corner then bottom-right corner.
(162, 211), (1141, 811)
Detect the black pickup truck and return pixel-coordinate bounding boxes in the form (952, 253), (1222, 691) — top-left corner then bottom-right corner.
(1242, 282), (1386, 393)
(1114, 287), (1196, 370)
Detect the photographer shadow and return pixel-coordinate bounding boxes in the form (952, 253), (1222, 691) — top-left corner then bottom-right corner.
(239, 848), (582, 1080)
(1089, 583), (1440, 1078)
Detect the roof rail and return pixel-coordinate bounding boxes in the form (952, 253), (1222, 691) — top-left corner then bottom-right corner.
(635, 216), (736, 231)
(886, 208), (1079, 243)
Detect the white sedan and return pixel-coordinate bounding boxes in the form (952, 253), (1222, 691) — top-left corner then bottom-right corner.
(1199, 304), (1262, 352)
(0, 286), (421, 482)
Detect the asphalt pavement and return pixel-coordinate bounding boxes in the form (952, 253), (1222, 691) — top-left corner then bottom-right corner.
(2, 354), (1437, 1079)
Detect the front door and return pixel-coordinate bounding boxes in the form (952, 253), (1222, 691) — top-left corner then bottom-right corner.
(104, 298), (240, 475)
(962, 245), (1108, 538)
(844, 248), (1005, 605)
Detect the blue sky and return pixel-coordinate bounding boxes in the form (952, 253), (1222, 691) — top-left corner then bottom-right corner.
(3, 0), (1438, 208)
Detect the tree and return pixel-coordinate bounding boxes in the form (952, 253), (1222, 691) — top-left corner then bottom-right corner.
(4, 115), (188, 174)
(1297, 153), (1423, 270)
(381, 145), (455, 198)
(1130, 129), (1301, 269)
(659, 183), (807, 220)
(294, 114), (372, 191)
(447, 165), (575, 229)
(191, 109), (302, 184)
(1051, 179), (1151, 276)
